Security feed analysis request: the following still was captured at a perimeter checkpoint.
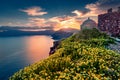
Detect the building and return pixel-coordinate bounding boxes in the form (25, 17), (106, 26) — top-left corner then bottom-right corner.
(81, 17), (97, 30)
(98, 7), (120, 36)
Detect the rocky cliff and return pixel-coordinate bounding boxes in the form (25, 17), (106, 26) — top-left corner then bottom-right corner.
(49, 41), (60, 55)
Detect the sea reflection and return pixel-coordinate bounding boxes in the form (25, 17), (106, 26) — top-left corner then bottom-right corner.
(25, 36), (54, 64)
(0, 36), (54, 80)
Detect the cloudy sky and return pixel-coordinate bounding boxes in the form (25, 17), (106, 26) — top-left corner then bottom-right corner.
(0, 0), (120, 30)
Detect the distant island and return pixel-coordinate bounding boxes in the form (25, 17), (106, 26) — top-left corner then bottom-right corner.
(0, 26), (79, 40)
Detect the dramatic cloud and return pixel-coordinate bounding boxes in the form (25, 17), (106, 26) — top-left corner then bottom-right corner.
(24, 15), (82, 30)
(26, 18), (50, 27)
(72, 0), (120, 17)
(48, 16), (82, 30)
(20, 7), (47, 16)
(49, 16), (73, 22)
(96, 0), (120, 8)
(72, 10), (84, 16)
(18, 0), (120, 30)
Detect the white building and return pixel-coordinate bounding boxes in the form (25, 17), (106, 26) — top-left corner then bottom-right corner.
(81, 18), (97, 30)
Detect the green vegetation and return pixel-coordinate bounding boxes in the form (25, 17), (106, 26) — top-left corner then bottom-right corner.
(10, 28), (120, 80)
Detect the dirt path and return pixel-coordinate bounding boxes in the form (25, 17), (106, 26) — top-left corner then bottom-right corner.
(107, 41), (120, 53)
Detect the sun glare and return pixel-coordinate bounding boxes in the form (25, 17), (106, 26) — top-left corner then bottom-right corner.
(64, 26), (69, 28)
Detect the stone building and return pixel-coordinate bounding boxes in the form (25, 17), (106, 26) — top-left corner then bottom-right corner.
(98, 7), (120, 36)
(81, 17), (97, 30)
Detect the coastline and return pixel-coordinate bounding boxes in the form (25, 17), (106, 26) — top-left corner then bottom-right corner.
(49, 40), (60, 55)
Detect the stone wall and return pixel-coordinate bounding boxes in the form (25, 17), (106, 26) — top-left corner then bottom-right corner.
(98, 8), (120, 36)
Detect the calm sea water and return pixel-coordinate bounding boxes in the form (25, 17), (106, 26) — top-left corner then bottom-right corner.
(0, 36), (54, 80)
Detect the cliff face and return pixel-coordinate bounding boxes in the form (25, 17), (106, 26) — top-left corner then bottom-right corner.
(49, 41), (60, 55)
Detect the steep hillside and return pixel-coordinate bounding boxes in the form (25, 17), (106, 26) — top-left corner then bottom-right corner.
(10, 28), (120, 80)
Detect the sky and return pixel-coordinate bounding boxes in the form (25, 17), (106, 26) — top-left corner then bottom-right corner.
(0, 0), (120, 30)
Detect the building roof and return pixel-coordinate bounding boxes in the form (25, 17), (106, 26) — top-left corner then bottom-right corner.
(81, 18), (97, 30)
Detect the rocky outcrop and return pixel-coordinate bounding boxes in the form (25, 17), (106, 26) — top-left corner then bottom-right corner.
(49, 41), (60, 55)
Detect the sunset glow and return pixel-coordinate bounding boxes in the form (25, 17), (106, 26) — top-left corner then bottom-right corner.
(25, 36), (53, 63)
(0, 0), (120, 79)
(1, 0), (118, 30)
